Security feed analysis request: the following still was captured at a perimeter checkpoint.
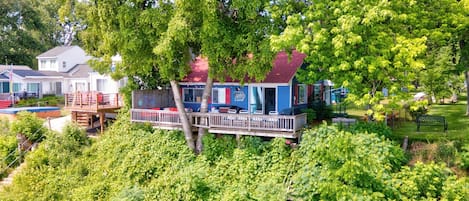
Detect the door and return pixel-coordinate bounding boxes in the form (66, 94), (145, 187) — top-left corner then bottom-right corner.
(55, 82), (62, 95)
(264, 88), (276, 114)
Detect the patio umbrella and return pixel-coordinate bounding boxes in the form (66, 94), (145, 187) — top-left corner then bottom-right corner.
(414, 92), (426, 101)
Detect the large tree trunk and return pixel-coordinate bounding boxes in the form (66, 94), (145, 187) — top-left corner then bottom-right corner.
(170, 80), (196, 152)
(196, 77), (214, 154)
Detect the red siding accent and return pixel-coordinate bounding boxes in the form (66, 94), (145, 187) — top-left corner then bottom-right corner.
(308, 85), (313, 98)
(225, 88), (231, 104)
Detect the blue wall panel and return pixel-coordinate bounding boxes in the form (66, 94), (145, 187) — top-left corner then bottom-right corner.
(277, 86), (291, 112)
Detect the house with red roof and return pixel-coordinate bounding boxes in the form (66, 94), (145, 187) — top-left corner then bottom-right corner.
(179, 51), (329, 114)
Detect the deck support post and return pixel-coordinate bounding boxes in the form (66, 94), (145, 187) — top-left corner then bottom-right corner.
(236, 134), (241, 144)
(99, 112), (105, 134)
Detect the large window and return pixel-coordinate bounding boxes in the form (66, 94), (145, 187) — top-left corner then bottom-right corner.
(183, 88), (203, 103)
(297, 84), (307, 104)
(96, 79), (107, 92)
(27, 83), (40, 93)
(50, 60), (56, 69)
(13, 83), (21, 93)
(212, 88), (228, 104)
(1, 82), (9, 93)
(40, 60), (46, 69)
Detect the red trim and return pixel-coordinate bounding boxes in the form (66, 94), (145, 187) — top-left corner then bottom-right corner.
(225, 88), (231, 104)
(308, 85), (313, 98)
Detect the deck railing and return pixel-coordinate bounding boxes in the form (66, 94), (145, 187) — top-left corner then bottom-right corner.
(65, 92), (122, 109)
(130, 109), (307, 134)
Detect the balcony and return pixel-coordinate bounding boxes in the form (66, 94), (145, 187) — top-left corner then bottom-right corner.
(130, 109), (307, 139)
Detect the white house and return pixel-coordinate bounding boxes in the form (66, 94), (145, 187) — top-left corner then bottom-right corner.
(0, 65), (54, 99)
(37, 46), (90, 72)
(36, 46), (124, 95)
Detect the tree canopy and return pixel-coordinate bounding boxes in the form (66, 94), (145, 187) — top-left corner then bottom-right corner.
(271, 0), (468, 118)
(0, 0), (61, 68)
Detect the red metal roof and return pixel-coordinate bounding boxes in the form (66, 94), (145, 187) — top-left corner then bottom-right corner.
(183, 50), (306, 84)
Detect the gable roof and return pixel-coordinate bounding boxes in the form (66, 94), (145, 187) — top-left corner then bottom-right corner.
(36, 46), (77, 58)
(67, 64), (93, 78)
(183, 50), (306, 84)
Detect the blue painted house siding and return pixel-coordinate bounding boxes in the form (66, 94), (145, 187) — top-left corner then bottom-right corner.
(180, 84), (309, 114)
(277, 86), (291, 113)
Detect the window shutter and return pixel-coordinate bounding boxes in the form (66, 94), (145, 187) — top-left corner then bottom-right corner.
(225, 88), (231, 104)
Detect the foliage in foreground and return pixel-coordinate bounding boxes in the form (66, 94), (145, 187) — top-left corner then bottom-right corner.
(0, 120), (467, 200)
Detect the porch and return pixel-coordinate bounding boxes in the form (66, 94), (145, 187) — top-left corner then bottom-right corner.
(64, 92), (122, 133)
(130, 109), (307, 139)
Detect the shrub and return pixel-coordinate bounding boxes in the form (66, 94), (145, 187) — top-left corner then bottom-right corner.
(10, 111), (46, 142)
(301, 108), (316, 124)
(435, 141), (458, 167)
(345, 121), (393, 139)
(0, 135), (19, 178)
(309, 100), (333, 120)
(458, 144), (469, 170)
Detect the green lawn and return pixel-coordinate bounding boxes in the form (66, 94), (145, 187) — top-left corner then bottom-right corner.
(338, 99), (469, 143)
(392, 102), (469, 143)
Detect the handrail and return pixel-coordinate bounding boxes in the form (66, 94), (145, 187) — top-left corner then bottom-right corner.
(130, 109), (307, 133)
(64, 92), (122, 109)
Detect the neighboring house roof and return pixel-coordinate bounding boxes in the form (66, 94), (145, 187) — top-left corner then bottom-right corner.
(36, 46), (77, 58)
(183, 50), (306, 84)
(0, 65), (32, 71)
(67, 64), (93, 78)
(40, 70), (65, 77)
(0, 74), (9, 80)
(12, 69), (47, 77)
(39, 64), (92, 78)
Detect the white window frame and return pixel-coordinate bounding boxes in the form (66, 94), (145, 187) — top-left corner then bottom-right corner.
(96, 79), (107, 92)
(212, 88), (227, 104)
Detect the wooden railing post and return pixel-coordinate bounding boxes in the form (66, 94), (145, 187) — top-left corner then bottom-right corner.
(96, 94), (99, 110)
(116, 93), (119, 106)
(64, 94), (68, 107)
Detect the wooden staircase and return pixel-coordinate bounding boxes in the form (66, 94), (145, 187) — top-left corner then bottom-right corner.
(75, 112), (90, 127)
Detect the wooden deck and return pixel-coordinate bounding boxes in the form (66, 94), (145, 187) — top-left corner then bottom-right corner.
(130, 109), (307, 139)
(64, 92), (123, 133)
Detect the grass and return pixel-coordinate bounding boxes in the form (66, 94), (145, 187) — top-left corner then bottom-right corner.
(392, 101), (469, 143)
(337, 97), (469, 143)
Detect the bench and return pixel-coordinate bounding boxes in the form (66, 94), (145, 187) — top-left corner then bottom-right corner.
(416, 115), (448, 132)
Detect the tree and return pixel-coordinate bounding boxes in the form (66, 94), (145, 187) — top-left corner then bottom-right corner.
(80, 0), (276, 153)
(0, 0), (60, 68)
(459, 0), (469, 115)
(271, 1), (454, 120)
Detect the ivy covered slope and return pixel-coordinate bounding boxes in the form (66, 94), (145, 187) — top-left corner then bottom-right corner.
(0, 117), (468, 200)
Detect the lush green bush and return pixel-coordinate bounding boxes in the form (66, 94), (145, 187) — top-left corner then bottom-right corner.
(292, 124), (406, 200)
(0, 119), (467, 200)
(309, 100), (333, 120)
(0, 135), (18, 178)
(345, 121), (393, 139)
(301, 108), (316, 124)
(10, 111), (46, 142)
(458, 144), (469, 170)
(392, 162), (451, 199)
